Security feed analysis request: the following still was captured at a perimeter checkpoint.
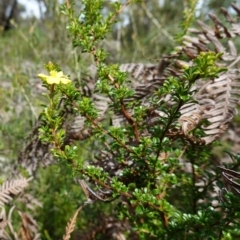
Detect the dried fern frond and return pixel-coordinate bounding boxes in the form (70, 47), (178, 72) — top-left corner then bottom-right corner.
(0, 229), (11, 240)
(18, 121), (54, 175)
(7, 205), (18, 240)
(120, 63), (162, 85)
(218, 166), (240, 197)
(63, 205), (83, 240)
(18, 211), (40, 240)
(178, 113), (202, 135)
(177, 69), (240, 144)
(0, 177), (31, 206)
(0, 206), (9, 239)
(0, 206), (7, 226)
(18, 193), (42, 211)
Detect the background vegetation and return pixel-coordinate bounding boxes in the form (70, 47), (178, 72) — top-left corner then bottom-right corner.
(1, 0), (240, 239)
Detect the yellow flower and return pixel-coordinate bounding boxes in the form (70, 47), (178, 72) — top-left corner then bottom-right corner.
(38, 70), (71, 84)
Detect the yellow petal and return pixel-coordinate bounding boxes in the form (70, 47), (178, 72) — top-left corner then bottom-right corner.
(46, 76), (60, 84)
(59, 77), (71, 84)
(56, 71), (64, 77)
(38, 73), (48, 79)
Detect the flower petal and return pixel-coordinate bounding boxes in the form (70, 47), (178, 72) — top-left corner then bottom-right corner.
(56, 71), (64, 77)
(46, 76), (60, 84)
(38, 73), (48, 79)
(59, 77), (71, 84)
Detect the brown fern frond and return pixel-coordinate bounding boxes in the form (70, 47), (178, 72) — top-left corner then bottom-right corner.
(217, 166), (240, 204)
(18, 193), (42, 211)
(18, 212), (33, 240)
(18, 211), (40, 240)
(7, 206), (18, 240)
(17, 120), (54, 175)
(0, 205), (7, 226)
(0, 211), (9, 240)
(63, 205), (83, 240)
(218, 166), (240, 197)
(177, 69), (240, 144)
(0, 220), (8, 230)
(0, 177), (31, 206)
(120, 63), (162, 85)
(0, 229), (11, 240)
(178, 113), (202, 135)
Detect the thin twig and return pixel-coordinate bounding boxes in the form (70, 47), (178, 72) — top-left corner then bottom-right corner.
(107, 74), (140, 142)
(65, 0), (70, 9)
(109, 0), (131, 24)
(154, 99), (184, 174)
